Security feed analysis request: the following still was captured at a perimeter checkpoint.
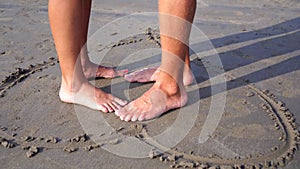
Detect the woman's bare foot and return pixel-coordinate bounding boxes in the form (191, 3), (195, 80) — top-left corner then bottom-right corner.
(59, 81), (128, 113)
(124, 65), (193, 86)
(124, 67), (158, 83)
(82, 61), (128, 79)
(115, 72), (188, 121)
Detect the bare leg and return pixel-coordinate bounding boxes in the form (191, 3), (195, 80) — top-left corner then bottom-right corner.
(124, 19), (194, 86)
(115, 0), (196, 121)
(80, 0), (128, 79)
(49, 0), (127, 112)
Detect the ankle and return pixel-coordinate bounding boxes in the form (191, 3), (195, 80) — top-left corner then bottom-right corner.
(156, 73), (182, 96)
(60, 77), (88, 94)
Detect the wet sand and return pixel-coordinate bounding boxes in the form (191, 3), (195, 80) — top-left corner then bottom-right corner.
(0, 0), (300, 168)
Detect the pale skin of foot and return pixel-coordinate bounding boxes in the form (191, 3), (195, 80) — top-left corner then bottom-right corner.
(115, 0), (196, 121)
(124, 51), (193, 86)
(48, 0), (127, 112)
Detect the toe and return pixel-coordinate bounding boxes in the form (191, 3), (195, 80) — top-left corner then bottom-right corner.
(99, 67), (116, 78)
(103, 103), (113, 113)
(113, 97), (128, 106)
(124, 73), (135, 82)
(115, 105), (128, 117)
(107, 107), (114, 113)
(103, 71), (115, 78)
(112, 102), (122, 110)
(131, 115), (138, 122)
(115, 69), (128, 77)
(98, 104), (108, 113)
(114, 109), (122, 116)
(118, 107), (130, 121)
(124, 114), (132, 122)
(120, 114), (126, 121)
(108, 102), (117, 111)
(138, 114), (145, 121)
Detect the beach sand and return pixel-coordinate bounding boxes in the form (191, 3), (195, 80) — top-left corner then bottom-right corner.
(0, 0), (300, 168)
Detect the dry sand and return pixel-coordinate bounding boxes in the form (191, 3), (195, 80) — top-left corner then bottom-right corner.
(0, 0), (300, 168)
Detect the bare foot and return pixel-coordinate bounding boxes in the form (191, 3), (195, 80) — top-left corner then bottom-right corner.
(124, 67), (158, 83)
(115, 79), (188, 121)
(124, 66), (193, 86)
(83, 62), (128, 79)
(59, 82), (128, 113)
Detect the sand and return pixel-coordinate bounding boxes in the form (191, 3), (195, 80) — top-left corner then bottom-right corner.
(0, 0), (300, 168)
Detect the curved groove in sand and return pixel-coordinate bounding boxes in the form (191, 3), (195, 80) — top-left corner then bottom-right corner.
(0, 58), (58, 97)
(0, 32), (298, 167)
(140, 74), (299, 167)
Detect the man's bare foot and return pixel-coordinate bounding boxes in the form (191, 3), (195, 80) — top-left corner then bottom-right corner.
(115, 74), (188, 121)
(59, 81), (128, 113)
(124, 66), (193, 86)
(83, 62), (128, 79)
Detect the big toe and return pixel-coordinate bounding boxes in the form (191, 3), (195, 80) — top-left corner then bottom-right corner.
(115, 104), (132, 120)
(115, 107), (125, 116)
(113, 97), (128, 106)
(97, 104), (108, 113)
